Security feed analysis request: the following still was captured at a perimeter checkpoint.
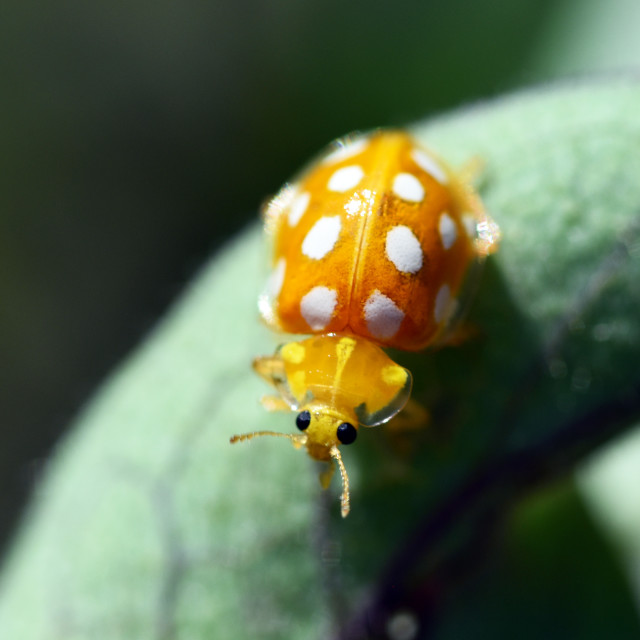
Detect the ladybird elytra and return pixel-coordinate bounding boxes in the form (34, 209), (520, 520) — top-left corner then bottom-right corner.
(231, 129), (500, 517)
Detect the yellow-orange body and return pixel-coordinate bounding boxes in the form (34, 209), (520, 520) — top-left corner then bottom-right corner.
(232, 130), (500, 516)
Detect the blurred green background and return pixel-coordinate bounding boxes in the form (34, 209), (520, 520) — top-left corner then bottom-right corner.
(1, 0), (639, 563)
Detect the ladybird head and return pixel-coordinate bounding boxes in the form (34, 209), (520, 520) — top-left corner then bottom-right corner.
(294, 402), (357, 454)
(293, 401), (357, 517)
(230, 402), (356, 517)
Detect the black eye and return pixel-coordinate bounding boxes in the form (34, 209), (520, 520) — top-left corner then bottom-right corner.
(296, 410), (311, 431)
(336, 422), (357, 444)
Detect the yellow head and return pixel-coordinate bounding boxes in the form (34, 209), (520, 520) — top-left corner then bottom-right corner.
(230, 401), (357, 517)
(231, 335), (412, 517)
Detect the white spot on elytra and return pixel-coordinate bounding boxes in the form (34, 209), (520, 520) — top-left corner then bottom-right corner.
(288, 191), (310, 226)
(434, 284), (455, 324)
(438, 213), (457, 250)
(302, 215), (341, 259)
(323, 137), (369, 165)
(364, 290), (405, 339)
(385, 225), (423, 274)
(392, 173), (424, 203)
(327, 165), (364, 192)
(268, 258), (286, 297)
(258, 258), (286, 324)
(300, 286), (337, 330)
(411, 148), (448, 184)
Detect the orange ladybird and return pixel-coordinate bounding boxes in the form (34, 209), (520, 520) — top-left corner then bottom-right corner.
(231, 130), (499, 516)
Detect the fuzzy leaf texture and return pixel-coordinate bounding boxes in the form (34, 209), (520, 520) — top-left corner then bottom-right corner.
(1, 79), (640, 639)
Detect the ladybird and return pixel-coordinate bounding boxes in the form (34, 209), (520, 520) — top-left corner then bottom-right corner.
(231, 130), (500, 517)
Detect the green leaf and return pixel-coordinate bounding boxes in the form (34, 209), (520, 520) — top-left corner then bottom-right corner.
(435, 480), (640, 640)
(1, 78), (640, 639)
(579, 423), (640, 606)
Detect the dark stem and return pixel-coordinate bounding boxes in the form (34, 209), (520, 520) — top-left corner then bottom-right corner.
(336, 381), (640, 640)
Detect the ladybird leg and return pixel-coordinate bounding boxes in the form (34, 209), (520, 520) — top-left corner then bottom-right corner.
(437, 322), (482, 347)
(259, 395), (291, 412)
(382, 398), (430, 458)
(458, 155), (486, 187)
(253, 354), (298, 412)
(387, 397), (430, 432)
(474, 211), (501, 256)
(319, 459), (335, 490)
(463, 198), (500, 257)
(466, 193), (501, 257)
(456, 157), (501, 257)
(252, 354), (285, 388)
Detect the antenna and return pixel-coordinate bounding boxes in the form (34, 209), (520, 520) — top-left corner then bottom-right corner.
(230, 431), (307, 449)
(330, 446), (350, 518)
(231, 432), (351, 518)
